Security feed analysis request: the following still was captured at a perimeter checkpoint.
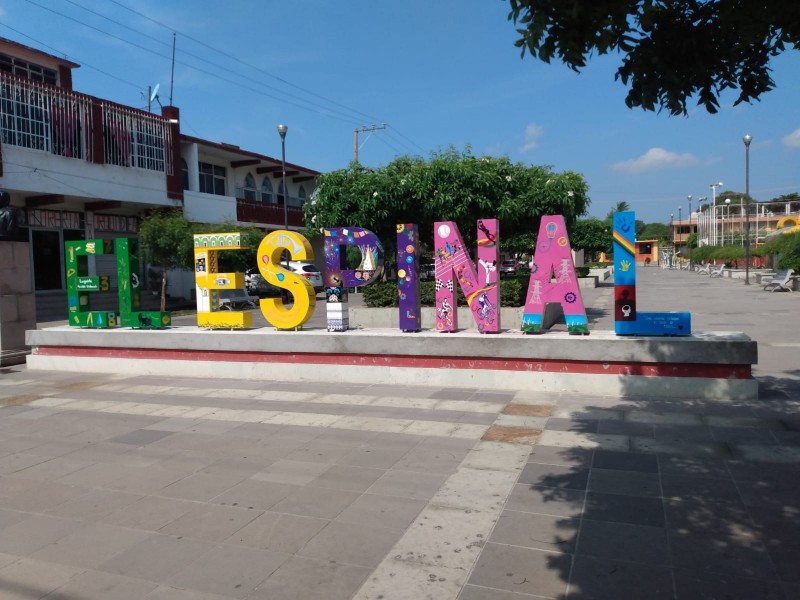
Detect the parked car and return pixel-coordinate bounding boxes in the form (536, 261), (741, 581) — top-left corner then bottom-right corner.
(245, 268), (280, 297)
(500, 259), (519, 278)
(287, 261), (324, 293)
(218, 288), (258, 310)
(419, 261), (437, 281)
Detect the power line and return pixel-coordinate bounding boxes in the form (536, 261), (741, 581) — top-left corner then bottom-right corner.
(57, 0), (372, 125)
(19, 0), (371, 125)
(101, 0), (384, 125)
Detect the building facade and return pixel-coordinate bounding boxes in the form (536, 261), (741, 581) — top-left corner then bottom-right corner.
(0, 38), (319, 319)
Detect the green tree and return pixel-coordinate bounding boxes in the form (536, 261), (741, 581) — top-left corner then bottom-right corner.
(505, 0), (800, 115)
(639, 222), (671, 243)
(606, 201), (631, 220)
(138, 210), (195, 311)
(304, 147), (590, 266)
(570, 218), (611, 261)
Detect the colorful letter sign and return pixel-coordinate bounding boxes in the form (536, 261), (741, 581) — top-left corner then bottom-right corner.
(323, 227), (384, 332)
(66, 238), (170, 329)
(257, 230), (316, 330)
(613, 211), (691, 335)
(66, 239), (117, 328)
(194, 232), (251, 329)
(397, 223), (421, 332)
(116, 238), (171, 329)
(434, 219), (500, 333)
(521, 216), (588, 334)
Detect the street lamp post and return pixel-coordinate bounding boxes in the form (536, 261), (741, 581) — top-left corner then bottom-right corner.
(724, 198), (731, 245)
(670, 213), (674, 267)
(678, 205), (682, 254)
(710, 181), (723, 245)
(277, 124), (288, 230)
(743, 134), (752, 284)
(687, 196), (693, 269)
(276, 124), (289, 277)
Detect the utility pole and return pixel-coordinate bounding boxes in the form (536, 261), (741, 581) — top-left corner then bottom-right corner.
(353, 124), (386, 164)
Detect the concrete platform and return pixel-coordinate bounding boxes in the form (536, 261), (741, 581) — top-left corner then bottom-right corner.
(25, 324), (758, 401)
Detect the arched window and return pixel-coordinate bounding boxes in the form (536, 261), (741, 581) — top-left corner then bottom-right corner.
(297, 185), (307, 207)
(181, 158), (189, 191)
(242, 173), (256, 201)
(278, 180), (287, 205)
(261, 177), (274, 203)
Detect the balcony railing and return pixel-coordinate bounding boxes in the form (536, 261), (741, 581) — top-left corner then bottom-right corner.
(236, 197), (305, 228)
(0, 72), (172, 174)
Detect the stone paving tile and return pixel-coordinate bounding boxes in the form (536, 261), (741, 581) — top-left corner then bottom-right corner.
(658, 454), (730, 478)
(99, 534), (214, 582)
(568, 555), (674, 600)
(527, 445), (594, 467)
(247, 555), (371, 600)
(504, 484), (585, 518)
(576, 520), (670, 566)
(668, 529), (778, 580)
(165, 543), (289, 599)
(518, 462), (590, 490)
(672, 570), (787, 600)
(0, 557), (85, 600)
(588, 468), (661, 498)
(364, 469), (450, 501)
(584, 492), (665, 527)
(334, 493), (427, 532)
(41, 569), (160, 600)
(297, 520), (400, 569)
(490, 510), (579, 553)
(538, 430), (630, 451)
(30, 522), (153, 569)
(269, 486), (362, 520)
(100, 495), (194, 531)
(226, 511), (328, 554)
(211, 479), (300, 511)
(468, 542), (570, 599)
(159, 503), (261, 543)
(592, 449), (658, 473)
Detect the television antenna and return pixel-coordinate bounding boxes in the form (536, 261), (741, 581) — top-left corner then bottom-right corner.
(147, 83), (161, 113)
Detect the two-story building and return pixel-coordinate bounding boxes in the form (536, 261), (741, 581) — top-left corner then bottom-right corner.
(0, 37), (319, 319)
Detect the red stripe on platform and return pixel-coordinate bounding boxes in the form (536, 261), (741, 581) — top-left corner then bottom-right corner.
(32, 346), (752, 379)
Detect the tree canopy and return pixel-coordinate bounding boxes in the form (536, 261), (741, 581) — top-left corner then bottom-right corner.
(304, 148), (590, 263)
(506, 0), (800, 115)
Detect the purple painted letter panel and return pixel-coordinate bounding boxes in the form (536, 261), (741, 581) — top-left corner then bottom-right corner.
(433, 219), (500, 333)
(397, 224), (421, 331)
(323, 227), (384, 332)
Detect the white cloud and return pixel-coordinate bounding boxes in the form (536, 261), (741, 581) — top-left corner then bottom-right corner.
(782, 128), (800, 148)
(520, 123), (543, 153)
(612, 147), (698, 174)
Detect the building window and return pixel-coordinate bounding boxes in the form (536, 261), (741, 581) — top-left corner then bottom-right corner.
(181, 159), (189, 190)
(242, 173), (256, 200)
(278, 180), (287, 205)
(199, 162), (226, 195)
(0, 53), (58, 86)
(261, 177), (274, 203)
(296, 185), (307, 207)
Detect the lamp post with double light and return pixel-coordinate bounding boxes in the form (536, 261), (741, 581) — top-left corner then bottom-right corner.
(743, 134), (752, 284)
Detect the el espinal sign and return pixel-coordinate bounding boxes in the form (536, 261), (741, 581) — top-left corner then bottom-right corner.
(64, 212), (690, 336)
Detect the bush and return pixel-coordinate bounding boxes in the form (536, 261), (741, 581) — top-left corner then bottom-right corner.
(362, 277), (528, 308)
(575, 266), (590, 277)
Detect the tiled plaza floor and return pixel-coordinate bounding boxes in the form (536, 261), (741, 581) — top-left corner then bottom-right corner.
(2, 267), (799, 599)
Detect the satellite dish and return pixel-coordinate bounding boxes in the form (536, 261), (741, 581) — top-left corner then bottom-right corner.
(149, 83), (160, 103)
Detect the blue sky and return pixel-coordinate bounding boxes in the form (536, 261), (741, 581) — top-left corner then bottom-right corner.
(3, 0), (799, 224)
